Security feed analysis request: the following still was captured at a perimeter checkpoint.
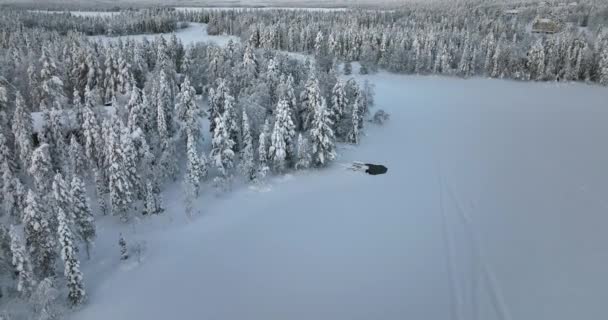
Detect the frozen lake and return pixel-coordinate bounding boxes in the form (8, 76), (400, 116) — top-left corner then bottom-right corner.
(73, 70), (608, 320)
(88, 22), (240, 46)
(27, 9), (119, 17)
(174, 6), (350, 12)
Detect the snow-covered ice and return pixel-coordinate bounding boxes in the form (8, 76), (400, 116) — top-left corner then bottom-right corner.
(73, 73), (608, 320)
(27, 10), (119, 17)
(174, 6), (351, 12)
(88, 23), (240, 46)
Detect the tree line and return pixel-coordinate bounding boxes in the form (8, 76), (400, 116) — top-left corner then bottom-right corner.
(189, 1), (608, 84)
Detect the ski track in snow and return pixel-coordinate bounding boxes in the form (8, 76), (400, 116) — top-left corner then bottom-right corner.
(72, 24), (608, 320)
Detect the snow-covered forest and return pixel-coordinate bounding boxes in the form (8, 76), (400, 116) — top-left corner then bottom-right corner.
(1, 5), (372, 319)
(0, 0), (608, 319)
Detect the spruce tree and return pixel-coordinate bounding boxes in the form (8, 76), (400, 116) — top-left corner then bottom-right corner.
(23, 190), (56, 279)
(243, 45), (259, 80)
(600, 47), (608, 86)
(92, 167), (108, 216)
(299, 71), (322, 131)
(143, 180), (163, 216)
(348, 92), (362, 144)
(29, 144), (53, 193)
(239, 111), (256, 181)
(107, 117), (133, 221)
(176, 76), (202, 142)
(82, 87), (105, 169)
(330, 79), (348, 139)
(0, 132), (14, 175)
(2, 166), (25, 222)
(12, 92), (34, 170)
(185, 131), (205, 197)
(210, 114), (236, 191)
(269, 99), (296, 172)
(70, 176), (96, 260)
(309, 98), (336, 167)
(9, 226), (36, 297)
(57, 207), (86, 306)
(527, 39), (546, 81)
(257, 118), (271, 181)
(68, 135), (86, 177)
(295, 133), (311, 170)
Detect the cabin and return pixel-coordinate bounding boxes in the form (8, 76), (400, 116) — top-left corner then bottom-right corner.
(532, 18), (560, 34)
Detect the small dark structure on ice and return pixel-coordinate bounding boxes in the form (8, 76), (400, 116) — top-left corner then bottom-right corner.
(348, 162), (388, 175)
(364, 163), (388, 175)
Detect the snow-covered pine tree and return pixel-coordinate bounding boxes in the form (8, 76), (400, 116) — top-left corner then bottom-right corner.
(458, 34), (474, 77)
(176, 76), (202, 142)
(330, 79), (348, 139)
(600, 47), (608, 86)
(295, 133), (311, 170)
(181, 47), (192, 75)
(210, 113), (236, 191)
(299, 70), (322, 131)
(9, 226), (36, 297)
(12, 92), (33, 170)
(309, 98), (336, 167)
(29, 144), (53, 193)
(209, 79), (229, 134)
(257, 118), (271, 180)
(127, 87), (145, 133)
(57, 207), (86, 306)
(49, 108), (68, 171)
(143, 180), (163, 216)
(22, 189), (56, 279)
(70, 176), (96, 260)
(243, 45), (258, 80)
(269, 99), (296, 172)
(39, 47), (65, 113)
(185, 131), (204, 197)
(116, 54), (131, 95)
(348, 91), (361, 144)
(222, 90), (239, 151)
(2, 165), (25, 222)
(0, 132), (14, 176)
(68, 135), (86, 178)
(278, 74), (298, 124)
(527, 39), (546, 81)
(156, 83), (169, 147)
(107, 117), (133, 221)
(238, 111), (256, 181)
(121, 124), (142, 200)
(82, 87), (105, 169)
(491, 43), (502, 78)
(92, 167), (108, 216)
(184, 132), (204, 217)
(314, 31), (325, 56)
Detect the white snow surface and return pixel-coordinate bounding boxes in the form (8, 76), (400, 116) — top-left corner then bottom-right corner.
(174, 6), (351, 11)
(88, 22), (240, 46)
(27, 10), (119, 17)
(73, 73), (608, 320)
